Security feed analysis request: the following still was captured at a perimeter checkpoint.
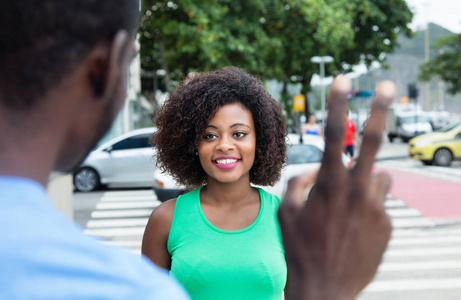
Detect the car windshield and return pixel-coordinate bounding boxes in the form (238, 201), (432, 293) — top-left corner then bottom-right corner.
(437, 122), (461, 133)
(287, 144), (323, 164)
(400, 116), (429, 124)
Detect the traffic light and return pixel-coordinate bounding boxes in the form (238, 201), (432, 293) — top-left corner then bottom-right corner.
(408, 83), (419, 99)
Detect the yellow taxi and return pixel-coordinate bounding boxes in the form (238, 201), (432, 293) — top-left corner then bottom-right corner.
(408, 122), (461, 166)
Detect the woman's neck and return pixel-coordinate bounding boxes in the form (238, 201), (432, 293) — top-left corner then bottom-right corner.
(201, 179), (257, 206)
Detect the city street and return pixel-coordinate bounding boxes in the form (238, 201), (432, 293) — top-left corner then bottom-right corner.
(73, 138), (461, 299)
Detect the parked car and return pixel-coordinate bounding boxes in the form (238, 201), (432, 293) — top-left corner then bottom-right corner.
(408, 122), (461, 166)
(152, 134), (348, 201)
(73, 127), (157, 192)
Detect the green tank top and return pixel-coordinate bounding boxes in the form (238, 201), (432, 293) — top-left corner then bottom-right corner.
(168, 187), (287, 300)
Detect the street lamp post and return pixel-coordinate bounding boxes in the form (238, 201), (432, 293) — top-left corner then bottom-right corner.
(310, 56), (334, 131)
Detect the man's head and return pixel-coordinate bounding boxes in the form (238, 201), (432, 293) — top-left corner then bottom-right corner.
(0, 0), (140, 177)
(0, 0), (139, 110)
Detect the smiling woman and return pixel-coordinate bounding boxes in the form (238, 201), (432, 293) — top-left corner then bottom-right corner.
(142, 67), (288, 300)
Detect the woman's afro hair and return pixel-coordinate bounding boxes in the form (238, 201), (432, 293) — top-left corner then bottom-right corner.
(153, 66), (287, 188)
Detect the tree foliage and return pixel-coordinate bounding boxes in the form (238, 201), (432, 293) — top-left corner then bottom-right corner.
(139, 0), (413, 123)
(419, 33), (461, 95)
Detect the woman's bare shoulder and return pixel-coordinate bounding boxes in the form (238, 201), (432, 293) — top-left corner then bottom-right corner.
(148, 198), (177, 226)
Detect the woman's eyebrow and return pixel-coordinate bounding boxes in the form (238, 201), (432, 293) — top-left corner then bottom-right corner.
(206, 123), (251, 129)
(231, 123), (251, 129)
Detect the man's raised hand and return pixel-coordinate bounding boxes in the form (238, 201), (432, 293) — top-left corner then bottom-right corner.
(279, 76), (396, 300)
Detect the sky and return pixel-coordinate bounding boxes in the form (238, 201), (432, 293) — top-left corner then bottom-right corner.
(405, 0), (461, 33)
(310, 0), (461, 84)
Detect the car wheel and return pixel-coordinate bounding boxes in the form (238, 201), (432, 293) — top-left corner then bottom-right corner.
(421, 160), (433, 166)
(433, 148), (453, 167)
(74, 167), (100, 192)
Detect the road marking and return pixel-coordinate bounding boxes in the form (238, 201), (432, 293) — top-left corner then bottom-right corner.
(364, 278), (461, 292)
(389, 235), (461, 246)
(101, 239), (142, 249)
(100, 195), (158, 202)
(84, 227), (145, 237)
(385, 246), (461, 257)
(86, 218), (149, 228)
(379, 260), (461, 271)
(103, 190), (155, 197)
(391, 217), (434, 229)
(96, 201), (158, 210)
(391, 228), (461, 237)
(386, 208), (421, 218)
(385, 198), (407, 208)
(91, 209), (153, 218)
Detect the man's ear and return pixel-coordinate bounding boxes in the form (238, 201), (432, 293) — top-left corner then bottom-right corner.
(88, 30), (131, 99)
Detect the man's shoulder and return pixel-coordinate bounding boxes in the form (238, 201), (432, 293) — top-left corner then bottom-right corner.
(0, 185), (190, 300)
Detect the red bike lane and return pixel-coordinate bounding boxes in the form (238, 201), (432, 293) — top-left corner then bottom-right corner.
(374, 167), (461, 219)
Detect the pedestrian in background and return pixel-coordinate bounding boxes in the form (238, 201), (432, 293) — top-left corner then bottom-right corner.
(344, 110), (358, 167)
(302, 114), (323, 137)
(142, 66), (288, 300)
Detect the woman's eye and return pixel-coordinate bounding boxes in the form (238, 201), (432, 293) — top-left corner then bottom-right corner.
(203, 133), (217, 140)
(234, 131), (247, 138)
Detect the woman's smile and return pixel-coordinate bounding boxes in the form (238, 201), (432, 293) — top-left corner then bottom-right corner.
(213, 156), (241, 169)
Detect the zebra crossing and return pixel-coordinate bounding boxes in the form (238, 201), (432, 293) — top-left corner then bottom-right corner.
(83, 189), (160, 253)
(359, 195), (461, 299)
(359, 225), (461, 299)
(83, 189), (461, 298)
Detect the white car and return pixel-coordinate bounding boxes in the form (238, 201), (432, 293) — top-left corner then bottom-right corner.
(73, 127), (157, 192)
(153, 134), (348, 201)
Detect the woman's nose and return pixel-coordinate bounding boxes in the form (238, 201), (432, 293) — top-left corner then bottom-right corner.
(216, 136), (234, 152)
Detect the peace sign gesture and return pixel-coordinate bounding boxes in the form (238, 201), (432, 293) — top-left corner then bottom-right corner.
(279, 76), (396, 300)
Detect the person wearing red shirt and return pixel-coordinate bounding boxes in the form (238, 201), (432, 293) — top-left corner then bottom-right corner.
(344, 111), (358, 167)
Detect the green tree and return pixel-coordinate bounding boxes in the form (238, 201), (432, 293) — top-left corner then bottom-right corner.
(139, 0), (413, 128)
(419, 33), (461, 95)
(140, 0), (277, 94)
(262, 0), (413, 125)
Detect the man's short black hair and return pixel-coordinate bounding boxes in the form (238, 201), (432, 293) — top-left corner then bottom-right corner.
(0, 0), (139, 110)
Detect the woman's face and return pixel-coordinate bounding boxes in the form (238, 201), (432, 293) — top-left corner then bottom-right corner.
(198, 102), (256, 185)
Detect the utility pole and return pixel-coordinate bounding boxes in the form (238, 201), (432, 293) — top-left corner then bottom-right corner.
(424, 1), (431, 111)
(310, 56), (334, 131)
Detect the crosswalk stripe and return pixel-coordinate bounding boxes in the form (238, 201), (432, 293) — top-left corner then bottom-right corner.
(101, 240), (142, 249)
(364, 277), (461, 292)
(386, 208), (421, 218)
(91, 209), (153, 218)
(391, 228), (461, 237)
(379, 260), (461, 271)
(391, 217), (434, 229)
(385, 199), (407, 208)
(84, 227), (145, 237)
(385, 246), (461, 257)
(96, 201), (158, 210)
(100, 195), (157, 202)
(389, 235), (461, 246)
(103, 190), (155, 197)
(86, 218), (149, 228)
